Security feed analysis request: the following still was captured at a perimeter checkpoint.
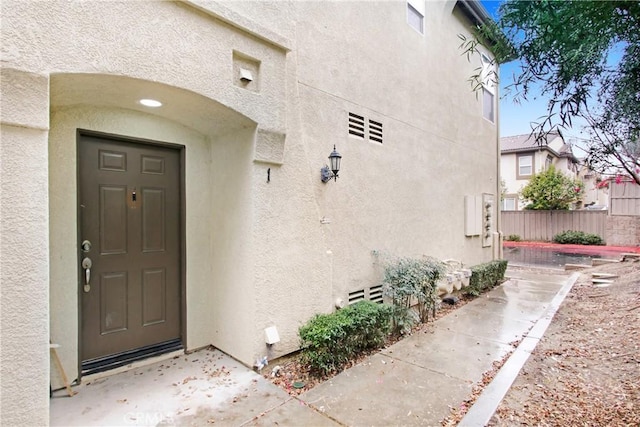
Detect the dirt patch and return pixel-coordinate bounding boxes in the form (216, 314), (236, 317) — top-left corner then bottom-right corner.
(487, 259), (640, 426)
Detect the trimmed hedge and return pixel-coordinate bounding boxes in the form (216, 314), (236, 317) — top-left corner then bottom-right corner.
(552, 230), (604, 245)
(464, 260), (508, 296)
(299, 300), (392, 376)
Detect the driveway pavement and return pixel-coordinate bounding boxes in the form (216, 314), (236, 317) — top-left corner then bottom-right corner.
(50, 268), (576, 426)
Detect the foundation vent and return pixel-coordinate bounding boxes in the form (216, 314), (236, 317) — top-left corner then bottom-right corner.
(348, 289), (365, 305)
(368, 120), (383, 144)
(369, 285), (384, 303)
(348, 112), (366, 138)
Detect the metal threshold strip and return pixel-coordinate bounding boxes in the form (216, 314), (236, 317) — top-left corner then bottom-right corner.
(81, 338), (183, 376)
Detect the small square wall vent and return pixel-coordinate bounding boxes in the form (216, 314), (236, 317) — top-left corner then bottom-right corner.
(348, 112), (383, 144)
(368, 119), (383, 144)
(348, 112), (365, 139)
(369, 285), (384, 303)
(348, 289), (365, 305)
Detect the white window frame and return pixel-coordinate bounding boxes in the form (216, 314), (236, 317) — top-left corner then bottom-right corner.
(482, 88), (494, 122)
(407, 0), (424, 34)
(480, 52), (496, 123)
(518, 154), (533, 177)
(502, 197), (517, 211)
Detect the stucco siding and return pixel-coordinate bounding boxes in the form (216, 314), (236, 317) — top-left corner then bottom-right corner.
(1, 1), (500, 422)
(2, 1), (287, 134)
(1, 102), (51, 427)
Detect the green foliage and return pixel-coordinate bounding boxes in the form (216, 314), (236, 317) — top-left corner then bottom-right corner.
(520, 166), (584, 210)
(464, 260), (509, 297)
(461, 1), (640, 185)
(380, 256), (445, 333)
(552, 230), (605, 246)
(505, 234), (521, 242)
(298, 301), (392, 376)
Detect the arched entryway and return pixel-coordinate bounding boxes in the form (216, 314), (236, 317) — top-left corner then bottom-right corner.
(48, 73), (257, 385)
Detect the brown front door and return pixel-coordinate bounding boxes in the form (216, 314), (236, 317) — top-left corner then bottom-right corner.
(78, 132), (182, 367)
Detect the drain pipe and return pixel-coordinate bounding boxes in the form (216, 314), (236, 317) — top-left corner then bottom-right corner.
(494, 64), (503, 261)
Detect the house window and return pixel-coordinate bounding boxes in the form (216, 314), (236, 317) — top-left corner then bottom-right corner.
(517, 154), (533, 178)
(502, 197), (517, 211)
(407, 1), (424, 34)
(545, 155), (553, 170)
(480, 53), (495, 123)
(482, 88), (494, 122)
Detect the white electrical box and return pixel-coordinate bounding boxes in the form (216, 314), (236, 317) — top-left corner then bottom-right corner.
(464, 195), (482, 236)
(264, 326), (280, 345)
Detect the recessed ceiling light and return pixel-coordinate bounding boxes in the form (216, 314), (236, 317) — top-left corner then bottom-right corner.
(139, 98), (162, 108)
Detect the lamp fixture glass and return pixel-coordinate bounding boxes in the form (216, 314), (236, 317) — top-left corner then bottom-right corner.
(139, 98), (162, 108)
(321, 145), (342, 183)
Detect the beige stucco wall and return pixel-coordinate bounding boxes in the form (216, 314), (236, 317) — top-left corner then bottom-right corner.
(0, 69), (51, 426)
(1, 1), (501, 422)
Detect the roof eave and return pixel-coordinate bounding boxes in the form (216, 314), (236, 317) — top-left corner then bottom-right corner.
(456, 0), (492, 27)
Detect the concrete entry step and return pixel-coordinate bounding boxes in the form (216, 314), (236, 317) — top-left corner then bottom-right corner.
(591, 272), (619, 279)
(592, 278), (615, 285)
(564, 263), (591, 271)
(591, 258), (621, 266)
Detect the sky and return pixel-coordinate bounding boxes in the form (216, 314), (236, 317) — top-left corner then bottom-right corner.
(479, 0), (591, 153)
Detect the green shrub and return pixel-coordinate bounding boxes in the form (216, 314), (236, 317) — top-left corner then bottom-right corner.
(380, 256), (445, 333)
(505, 234), (521, 242)
(299, 300), (392, 376)
(552, 230), (604, 245)
(464, 260), (509, 296)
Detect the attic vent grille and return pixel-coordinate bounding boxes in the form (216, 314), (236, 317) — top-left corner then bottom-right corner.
(348, 112), (384, 144)
(348, 113), (365, 138)
(368, 120), (383, 144)
(369, 285), (384, 303)
(348, 289), (365, 305)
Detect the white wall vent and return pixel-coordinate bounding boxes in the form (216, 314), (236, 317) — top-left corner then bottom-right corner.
(348, 112), (365, 138)
(349, 112), (384, 144)
(369, 285), (384, 303)
(368, 119), (383, 144)
(348, 289), (365, 304)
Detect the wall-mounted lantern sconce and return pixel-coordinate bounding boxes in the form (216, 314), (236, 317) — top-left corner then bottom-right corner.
(321, 145), (342, 183)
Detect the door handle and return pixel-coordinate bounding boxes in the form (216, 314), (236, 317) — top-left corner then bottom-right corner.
(82, 257), (92, 292)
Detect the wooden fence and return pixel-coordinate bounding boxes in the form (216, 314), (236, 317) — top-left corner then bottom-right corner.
(501, 210), (607, 242)
(610, 182), (640, 216)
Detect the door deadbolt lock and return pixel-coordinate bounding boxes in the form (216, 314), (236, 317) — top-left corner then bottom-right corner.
(82, 257), (92, 292)
(81, 240), (92, 253)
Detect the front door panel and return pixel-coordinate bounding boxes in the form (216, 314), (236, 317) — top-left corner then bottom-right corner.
(79, 133), (181, 363)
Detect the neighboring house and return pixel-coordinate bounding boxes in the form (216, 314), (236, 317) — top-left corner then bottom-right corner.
(1, 1), (500, 423)
(578, 165), (609, 210)
(500, 132), (581, 210)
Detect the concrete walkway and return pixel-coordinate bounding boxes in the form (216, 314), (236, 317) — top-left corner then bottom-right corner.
(51, 268), (575, 427)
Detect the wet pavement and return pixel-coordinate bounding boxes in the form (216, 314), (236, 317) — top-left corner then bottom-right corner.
(502, 242), (640, 269)
(503, 246), (600, 268)
(50, 268), (575, 426)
